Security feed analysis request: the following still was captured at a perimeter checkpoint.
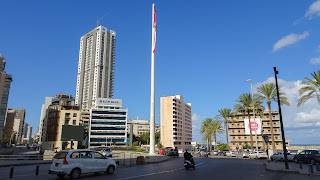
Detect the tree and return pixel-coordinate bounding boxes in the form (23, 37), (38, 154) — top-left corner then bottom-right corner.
(200, 118), (213, 151)
(298, 70), (320, 107)
(257, 83), (290, 153)
(243, 142), (251, 150)
(217, 143), (228, 151)
(211, 117), (224, 151)
(234, 93), (263, 152)
(218, 108), (232, 148)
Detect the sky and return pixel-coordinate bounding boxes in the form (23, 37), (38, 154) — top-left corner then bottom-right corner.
(0, 0), (320, 145)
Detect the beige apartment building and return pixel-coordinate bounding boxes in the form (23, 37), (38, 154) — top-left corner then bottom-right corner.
(160, 95), (192, 151)
(42, 94), (82, 151)
(228, 111), (289, 151)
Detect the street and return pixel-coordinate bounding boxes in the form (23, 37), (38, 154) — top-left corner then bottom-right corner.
(0, 156), (318, 180)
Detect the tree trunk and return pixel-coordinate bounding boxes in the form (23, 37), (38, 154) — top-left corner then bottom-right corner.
(225, 121), (229, 149)
(214, 132), (217, 151)
(268, 102), (276, 153)
(247, 111), (254, 152)
(207, 139), (209, 151)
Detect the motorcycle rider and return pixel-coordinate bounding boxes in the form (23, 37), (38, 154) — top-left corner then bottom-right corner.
(184, 150), (195, 165)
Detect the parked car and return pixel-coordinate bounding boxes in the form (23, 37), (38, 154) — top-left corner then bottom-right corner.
(271, 152), (294, 161)
(49, 149), (117, 179)
(198, 149), (209, 157)
(238, 150), (250, 158)
(249, 151), (268, 159)
(293, 150), (320, 164)
(218, 149), (229, 156)
(212, 151), (219, 155)
(225, 150), (237, 157)
(101, 148), (112, 157)
(167, 149), (179, 157)
(163, 147), (173, 156)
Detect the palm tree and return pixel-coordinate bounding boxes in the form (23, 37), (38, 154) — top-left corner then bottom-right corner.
(234, 93), (263, 152)
(211, 118), (224, 151)
(298, 70), (320, 107)
(218, 108), (232, 148)
(200, 118), (213, 151)
(257, 83), (290, 153)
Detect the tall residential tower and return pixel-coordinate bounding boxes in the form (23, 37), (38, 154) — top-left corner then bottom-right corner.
(75, 26), (116, 109)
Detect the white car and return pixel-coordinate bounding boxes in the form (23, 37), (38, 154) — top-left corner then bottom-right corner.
(271, 152), (294, 161)
(249, 151), (268, 159)
(101, 148), (113, 157)
(226, 150), (237, 157)
(49, 149), (117, 179)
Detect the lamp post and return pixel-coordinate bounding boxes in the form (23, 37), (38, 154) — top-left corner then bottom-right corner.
(246, 79), (258, 153)
(273, 67), (289, 169)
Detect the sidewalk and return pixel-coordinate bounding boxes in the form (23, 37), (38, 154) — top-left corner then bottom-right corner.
(0, 153), (171, 167)
(264, 161), (320, 176)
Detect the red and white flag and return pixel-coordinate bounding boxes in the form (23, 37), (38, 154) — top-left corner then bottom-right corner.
(152, 4), (157, 54)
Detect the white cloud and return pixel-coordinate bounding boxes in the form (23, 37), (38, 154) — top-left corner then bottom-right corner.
(310, 57), (320, 64)
(192, 113), (202, 138)
(255, 78), (320, 143)
(273, 32), (309, 52)
(305, 0), (320, 19)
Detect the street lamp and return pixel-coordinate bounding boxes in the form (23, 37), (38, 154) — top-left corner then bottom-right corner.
(246, 79), (258, 153)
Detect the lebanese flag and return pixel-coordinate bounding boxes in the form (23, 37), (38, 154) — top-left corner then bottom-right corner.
(152, 4), (157, 54)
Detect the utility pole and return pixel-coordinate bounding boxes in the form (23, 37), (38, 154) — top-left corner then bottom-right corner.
(129, 124), (133, 147)
(273, 67), (289, 169)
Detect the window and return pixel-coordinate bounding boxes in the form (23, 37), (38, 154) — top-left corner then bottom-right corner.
(80, 152), (92, 159)
(73, 113), (77, 117)
(73, 120), (76, 125)
(65, 120), (69, 125)
(70, 152), (80, 158)
(94, 152), (105, 159)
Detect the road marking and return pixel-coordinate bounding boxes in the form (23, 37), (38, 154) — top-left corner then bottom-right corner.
(115, 162), (205, 180)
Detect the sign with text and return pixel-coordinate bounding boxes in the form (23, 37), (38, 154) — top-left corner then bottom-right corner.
(244, 118), (262, 135)
(61, 125), (84, 141)
(96, 98), (122, 107)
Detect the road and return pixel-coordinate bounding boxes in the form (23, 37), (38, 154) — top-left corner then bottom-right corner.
(0, 156), (318, 180)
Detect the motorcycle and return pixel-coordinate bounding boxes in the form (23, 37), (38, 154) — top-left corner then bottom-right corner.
(184, 158), (195, 170)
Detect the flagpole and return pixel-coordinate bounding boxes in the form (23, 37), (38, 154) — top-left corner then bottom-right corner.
(149, 3), (155, 155)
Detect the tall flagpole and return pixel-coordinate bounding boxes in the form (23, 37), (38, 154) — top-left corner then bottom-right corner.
(149, 3), (156, 155)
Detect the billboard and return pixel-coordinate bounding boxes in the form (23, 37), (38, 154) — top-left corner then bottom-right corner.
(96, 98), (122, 107)
(61, 125), (84, 141)
(244, 118), (262, 135)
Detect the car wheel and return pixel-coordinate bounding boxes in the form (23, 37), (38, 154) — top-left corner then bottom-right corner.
(185, 167), (189, 170)
(106, 165), (115, 175)
(69, 168), (81, 179)
(294, 158), (299, 163)
(270, 157), (273, 161)
(57, 174), (65, 178)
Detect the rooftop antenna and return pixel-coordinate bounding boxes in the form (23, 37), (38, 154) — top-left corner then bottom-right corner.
(96, 12), (109, 27)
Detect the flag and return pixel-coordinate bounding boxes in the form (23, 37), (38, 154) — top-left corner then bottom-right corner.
(152, 4), (157, 54)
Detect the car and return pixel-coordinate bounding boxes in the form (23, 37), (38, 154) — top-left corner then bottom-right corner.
(163, 147), (173, 156)
(167, 149), (179, 157)
(101, 148), (112, 157)
(293, 150), (320, 164)
(218, 149), (229, 156)
(238, 150), (250, 158)
(249, 151), (268, 159)
(49, 149), (117, 179)
(198, 149), (209, 157)
(212, 151), (219, 155)
(270, 152), (294, 161)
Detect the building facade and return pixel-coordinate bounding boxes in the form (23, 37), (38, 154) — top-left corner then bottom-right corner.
(2, 109), (16, 144)
(228, 111), (285, 151)
(0, 54), (13, 143)
(41, 94), (82, 151)
(38, 97), (53, 145)
(160, 95), (192, 151)
(88, 98), (127, 148)
(14, 109), (26, 143)
(127, 118), (160, 137)
(75, 26), (116, 109)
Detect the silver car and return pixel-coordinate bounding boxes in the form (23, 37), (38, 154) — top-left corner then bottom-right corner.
(101, 148), (113, 157)
(249, 151), (268, 159)
(271, 152), (294, 161)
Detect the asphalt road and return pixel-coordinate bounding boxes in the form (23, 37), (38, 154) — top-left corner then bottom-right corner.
(0, 157), (318, 180)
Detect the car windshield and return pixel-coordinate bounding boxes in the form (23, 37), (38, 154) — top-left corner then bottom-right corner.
(54, 152), (68, 159)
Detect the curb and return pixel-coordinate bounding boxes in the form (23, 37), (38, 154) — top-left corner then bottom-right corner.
(263, 163), (300, 174)
(144, 156), (172, 164)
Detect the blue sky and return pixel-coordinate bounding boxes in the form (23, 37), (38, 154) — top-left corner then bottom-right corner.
(1, 0), (320, 144)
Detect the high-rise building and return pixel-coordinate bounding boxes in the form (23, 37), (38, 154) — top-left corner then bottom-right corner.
(14, 109), (26, 143)
(88, 98), (127, 148)
(0, 53), (13, 143)
(75, 26), (116, 109)
(38, 97), (53, 145)
(2, 109), (16, 144)
(160, 95), (192, 151)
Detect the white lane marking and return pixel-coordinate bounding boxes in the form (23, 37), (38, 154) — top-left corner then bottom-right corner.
(115, 162), (205, 180)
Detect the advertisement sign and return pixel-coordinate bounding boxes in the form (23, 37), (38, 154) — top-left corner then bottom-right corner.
(96, 98), (122, 107)
(244, 118), (261, 135)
